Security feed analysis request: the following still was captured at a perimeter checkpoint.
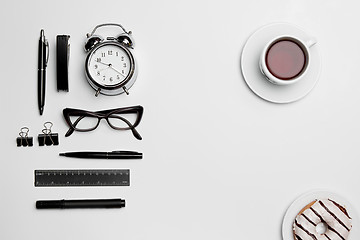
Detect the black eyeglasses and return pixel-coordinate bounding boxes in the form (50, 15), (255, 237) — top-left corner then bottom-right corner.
(62, 106), (143, 140)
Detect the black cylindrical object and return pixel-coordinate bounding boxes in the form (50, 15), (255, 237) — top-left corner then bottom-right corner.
(36, 198), (125, 209)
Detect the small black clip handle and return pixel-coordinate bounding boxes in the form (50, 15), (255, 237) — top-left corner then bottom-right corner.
(38, 122), (59, 146)
(17, 127), (33, 147)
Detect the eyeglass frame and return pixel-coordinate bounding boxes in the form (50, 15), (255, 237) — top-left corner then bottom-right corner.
(62, 105), (143, 140)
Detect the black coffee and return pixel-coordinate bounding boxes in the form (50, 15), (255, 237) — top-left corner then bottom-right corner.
(265, 39), (306, 80)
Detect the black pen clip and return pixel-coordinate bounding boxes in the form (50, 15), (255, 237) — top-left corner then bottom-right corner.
(45, 39), (49, 66)
(112, 150), (139, 154)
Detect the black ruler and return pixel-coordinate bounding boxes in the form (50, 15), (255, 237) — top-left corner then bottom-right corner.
(34, 169), (130, 187)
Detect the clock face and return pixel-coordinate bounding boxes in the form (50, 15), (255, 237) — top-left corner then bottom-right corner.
(87, 43), (132, 86)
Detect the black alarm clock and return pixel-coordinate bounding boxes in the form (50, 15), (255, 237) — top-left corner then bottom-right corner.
(84, 23), (138, 96)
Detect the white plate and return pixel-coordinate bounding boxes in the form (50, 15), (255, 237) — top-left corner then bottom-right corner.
(241, 23), (321, 103)
(282, 190), (359, 240)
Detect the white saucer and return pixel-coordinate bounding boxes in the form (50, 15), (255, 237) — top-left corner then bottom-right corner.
(241, 23), (321, 103)
(282, 190), (359, 240)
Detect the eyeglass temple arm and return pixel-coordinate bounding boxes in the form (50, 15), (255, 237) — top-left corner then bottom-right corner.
(131, 127), (142, 140)
(111, 115), (142, 140)
(65, 116), (85, 137)
(96, 106), (142, 116)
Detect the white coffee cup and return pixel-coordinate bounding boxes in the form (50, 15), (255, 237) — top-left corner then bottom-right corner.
(259, 35), (316, 85)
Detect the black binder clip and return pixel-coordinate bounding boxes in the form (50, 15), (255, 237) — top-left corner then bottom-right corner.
(38, 122), (59, 146)
(17, 127), (33, 147)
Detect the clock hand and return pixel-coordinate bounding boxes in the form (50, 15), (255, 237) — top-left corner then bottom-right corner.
(95, 61), (111, 72)
(109, 65), (126, 77)
(96, 61), (111, 67)
(95, 61), (126, 77)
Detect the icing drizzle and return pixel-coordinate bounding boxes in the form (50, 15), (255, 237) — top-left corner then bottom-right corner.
(293, 199), (352, 240)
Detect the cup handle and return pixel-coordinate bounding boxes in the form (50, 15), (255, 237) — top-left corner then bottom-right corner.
(306, 38), (317, 48)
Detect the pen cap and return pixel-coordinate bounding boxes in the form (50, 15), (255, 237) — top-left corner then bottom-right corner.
(36, 200), (64, 209)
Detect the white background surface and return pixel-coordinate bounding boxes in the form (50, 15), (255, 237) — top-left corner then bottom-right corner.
(1, 0), (359, 239)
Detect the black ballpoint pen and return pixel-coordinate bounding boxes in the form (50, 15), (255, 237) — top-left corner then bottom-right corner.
(59, 151), (143, 159)
(36, 198), (125, 209)
(38, 29), (48, 115)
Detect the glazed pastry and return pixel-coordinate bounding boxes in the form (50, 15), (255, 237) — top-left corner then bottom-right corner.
(293, 198), (352, 240)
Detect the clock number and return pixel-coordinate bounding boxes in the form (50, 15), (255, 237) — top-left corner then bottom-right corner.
(122, 70), (125, 74)
(123, 63), (127, 68)
(121, 56), (124, 61)
(97, 71), (100, 76)
(110, 77), (113, 82)
(116, 52), (119, 56)
(117, 75), (120, 79)
(108, 50), (113, 55)
(101, 53), (105, 57)
(96, 58), (101, 62)
(103, 76), (106, 81)
(94, 65), (98, 69)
